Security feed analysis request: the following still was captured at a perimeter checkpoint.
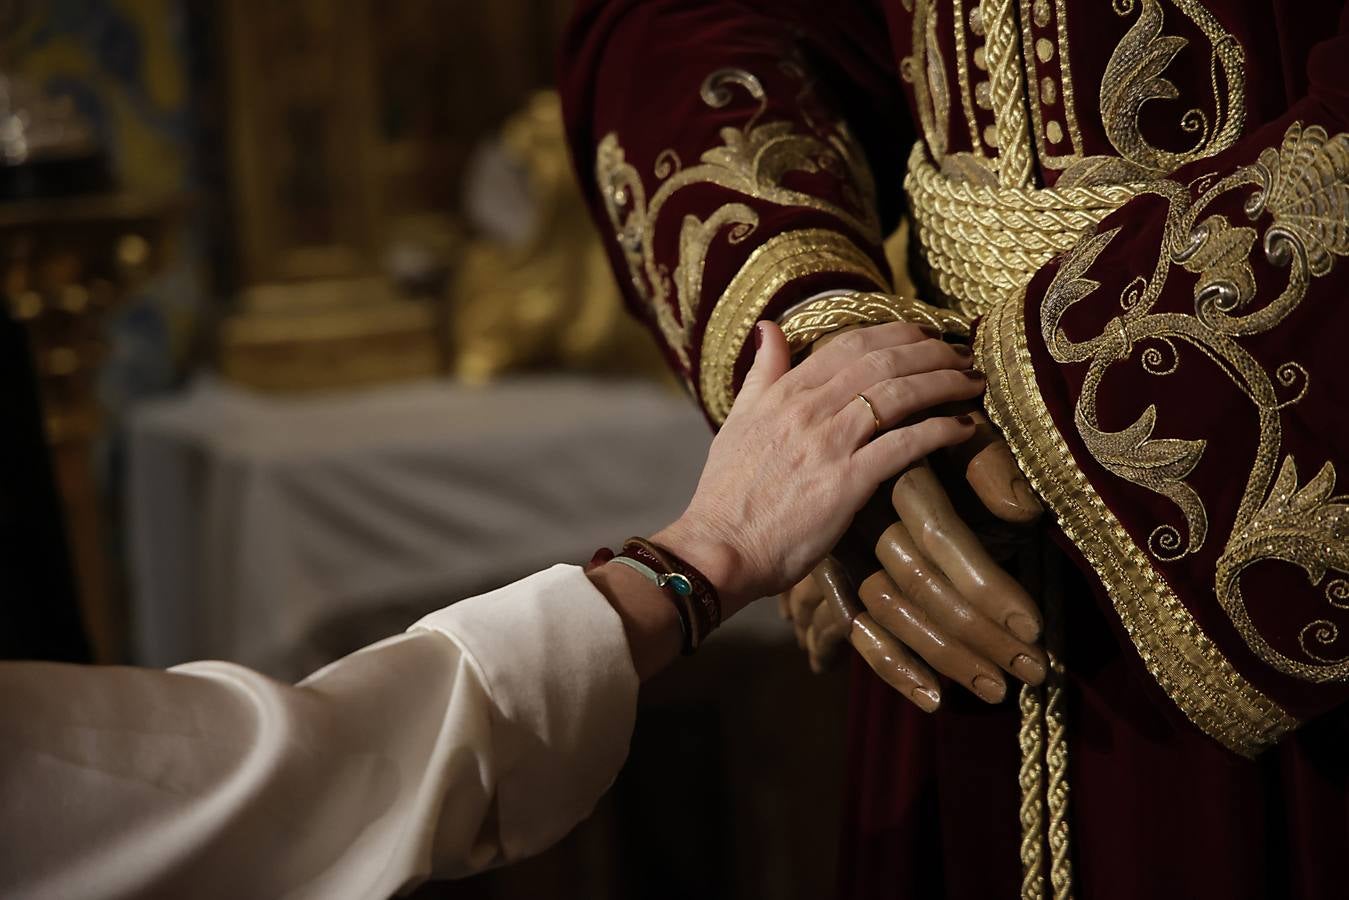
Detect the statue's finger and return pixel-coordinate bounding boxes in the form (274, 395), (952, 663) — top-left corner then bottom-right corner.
(874, 519), (1046, 686)
(891, 465), (1044, 645)
(859, 571), (1008, 703)
(848, 612), (942, 712)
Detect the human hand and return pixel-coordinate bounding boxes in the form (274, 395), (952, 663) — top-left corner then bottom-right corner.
(654, 320), (983, 619)
(784, 331), (1047, 710)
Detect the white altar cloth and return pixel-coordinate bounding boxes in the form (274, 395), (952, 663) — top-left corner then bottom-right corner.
(126, 376), (711, 678)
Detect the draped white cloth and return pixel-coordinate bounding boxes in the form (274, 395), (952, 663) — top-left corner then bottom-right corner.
(0, 565), (638, 899)
(126, 377), (708, 678)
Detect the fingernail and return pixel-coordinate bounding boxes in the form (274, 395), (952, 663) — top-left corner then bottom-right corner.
(1011, 476), (1044, 513)
(910, 687), (941, 712)
(973, 674), (1007, 703)
(954, 413), (976, 426)
(963, 368), (985, 380)
(952, 343), (973, 358)
(1007, 612), (1041, 643)
(918, 324), (942, 338)
(1012, 653), (1047, 685)
(754, 322), (766, 349)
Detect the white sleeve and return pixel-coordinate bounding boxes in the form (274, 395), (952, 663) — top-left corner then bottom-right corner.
(0, 564), (638, 900)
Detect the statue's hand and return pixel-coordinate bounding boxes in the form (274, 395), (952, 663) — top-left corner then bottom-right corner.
(790, 425), (1048, 710)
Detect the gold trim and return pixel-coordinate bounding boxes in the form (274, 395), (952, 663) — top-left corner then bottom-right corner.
(1020, 0), (1084, 169)
(699, 230), (887, 423)
(952, 0), (988, 159)
(977, 292), (1298, 757)
(779, 290), (970, 355)
(982, 0), (1035, 187)
(1044, 565), (1073, 900)
(1017, 678), (1047, 900)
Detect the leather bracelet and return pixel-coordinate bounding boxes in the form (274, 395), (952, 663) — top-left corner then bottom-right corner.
(603, 537), (721, 655)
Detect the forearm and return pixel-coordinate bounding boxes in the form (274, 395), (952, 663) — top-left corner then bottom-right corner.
(0, 567), (640, 896)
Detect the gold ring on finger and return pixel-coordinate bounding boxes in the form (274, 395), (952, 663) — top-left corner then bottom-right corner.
(855, 392), (882, 436)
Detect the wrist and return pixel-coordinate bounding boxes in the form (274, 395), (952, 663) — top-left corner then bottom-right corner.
(652, 516), (749, 617)
(587, 562), (682, 681)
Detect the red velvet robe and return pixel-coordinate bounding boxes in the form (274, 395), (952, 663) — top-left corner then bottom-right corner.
(561, 2), (1349, 896)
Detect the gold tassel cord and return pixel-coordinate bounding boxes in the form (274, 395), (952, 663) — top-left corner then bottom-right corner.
(1044, 557), (1075, 900)
(1018, 544), (1075, 900)
(1017, 680), (1048, 900)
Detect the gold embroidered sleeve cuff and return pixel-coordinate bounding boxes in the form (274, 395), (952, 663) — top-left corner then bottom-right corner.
(698, 230), (888, 424)
(778, 290), (972, 356)
(975, 292), (1298, 758)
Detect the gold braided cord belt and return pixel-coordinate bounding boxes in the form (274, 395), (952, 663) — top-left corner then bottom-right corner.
(904, 142), (1141, 319)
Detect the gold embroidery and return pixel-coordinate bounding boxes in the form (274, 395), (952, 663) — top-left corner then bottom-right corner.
(700, 230), (887, 423)
(903, 0), (951, 161)
(1040, 122), (1349, 685)
(976, 287), (1298, 757)
(778, 290), (970, 355)
(595, 68), (881, 373)
(1063, 0), (1245, 183)
(1018, 0), (1083, 168)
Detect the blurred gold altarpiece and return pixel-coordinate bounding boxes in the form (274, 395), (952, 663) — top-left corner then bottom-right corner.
(216, 0), (660, 392)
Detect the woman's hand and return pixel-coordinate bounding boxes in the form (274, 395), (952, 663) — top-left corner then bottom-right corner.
(653, 320), (983, 619)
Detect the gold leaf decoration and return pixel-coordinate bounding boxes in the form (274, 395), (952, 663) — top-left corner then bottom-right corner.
(1078, 404), (1209, 557)
(1218, 457), (1349, 680)
(1249, 123), (1349, 277)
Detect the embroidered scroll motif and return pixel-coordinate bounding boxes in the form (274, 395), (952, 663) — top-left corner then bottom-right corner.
(1060, 0), (1246, 185)
(1042, 122), (1349, 683)
(595, 68), (881, 379)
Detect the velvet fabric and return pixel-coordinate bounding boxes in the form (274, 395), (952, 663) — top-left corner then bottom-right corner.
(561, 2), (1349, 896)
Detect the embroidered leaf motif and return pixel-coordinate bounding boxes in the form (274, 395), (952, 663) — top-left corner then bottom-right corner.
(1055, 154), (1157, 189)
(1079, 404), (1209, 553)
(1252, 123), (1349, 276)
(1227, 457), (1349, 588)
(1100, 0), (1189, 173)
(1041, 227), (1117, 354)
